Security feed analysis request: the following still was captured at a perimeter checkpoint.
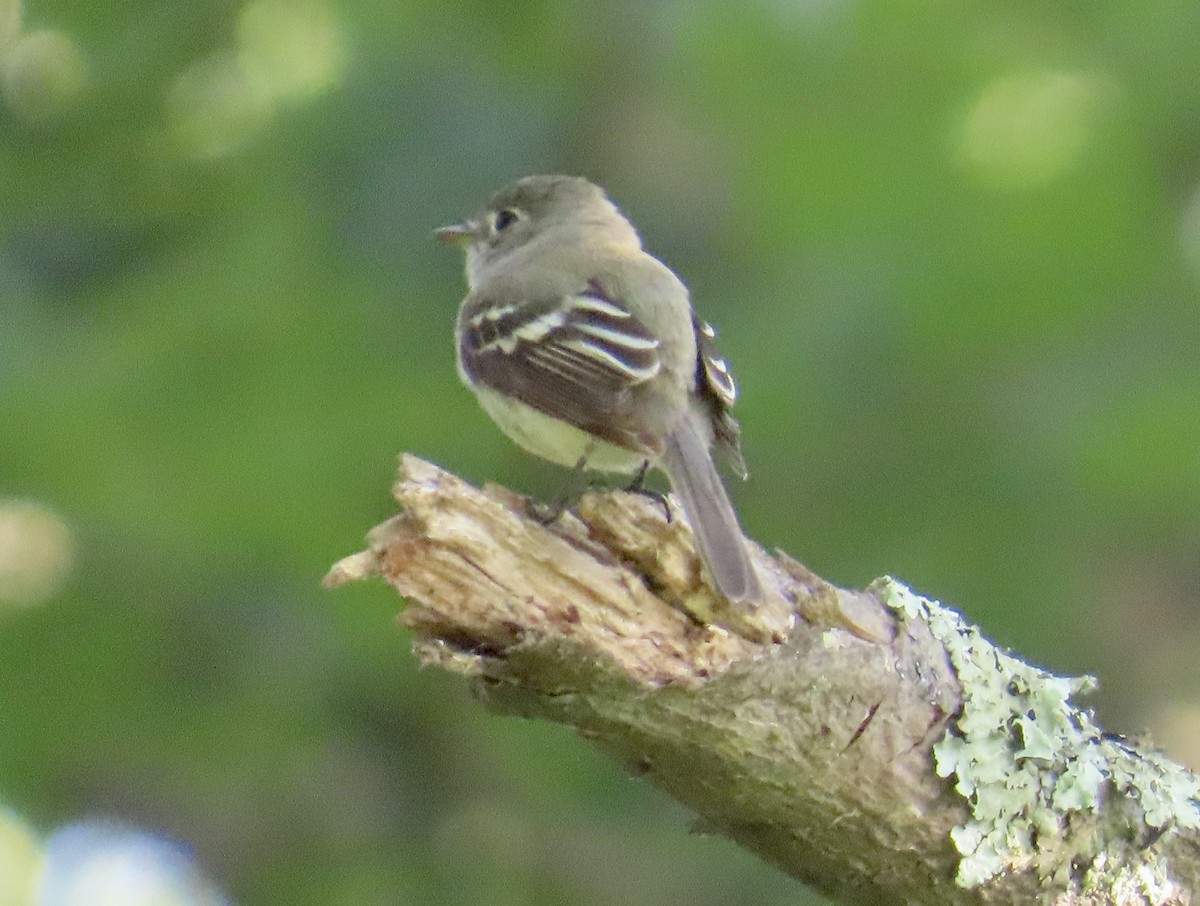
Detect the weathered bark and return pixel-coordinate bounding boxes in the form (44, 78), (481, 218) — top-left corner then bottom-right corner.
(326, 454), (1200, 906)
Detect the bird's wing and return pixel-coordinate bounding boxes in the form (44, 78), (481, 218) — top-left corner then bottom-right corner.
(457, 279), (662, 451)
(691, 315), (748, 479)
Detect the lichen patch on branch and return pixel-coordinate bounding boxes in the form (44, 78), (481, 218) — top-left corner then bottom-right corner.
(879, 577), (1200, 898)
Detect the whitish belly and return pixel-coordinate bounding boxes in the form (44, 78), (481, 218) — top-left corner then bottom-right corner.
(473, 387), (646, 474)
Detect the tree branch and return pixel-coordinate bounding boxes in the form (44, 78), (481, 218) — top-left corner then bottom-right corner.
(325, 455), (1200, 906)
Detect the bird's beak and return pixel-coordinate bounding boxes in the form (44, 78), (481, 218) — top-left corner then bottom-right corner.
(434, 222), (473, 248)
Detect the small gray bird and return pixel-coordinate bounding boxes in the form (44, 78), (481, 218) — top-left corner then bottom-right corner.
(437, 175), (763, 606)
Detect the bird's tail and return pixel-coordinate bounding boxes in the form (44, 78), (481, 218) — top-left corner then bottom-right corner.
(662, 417), (764, 606)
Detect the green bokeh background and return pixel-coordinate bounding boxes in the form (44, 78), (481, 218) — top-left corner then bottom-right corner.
(3, 0), (1200, 903)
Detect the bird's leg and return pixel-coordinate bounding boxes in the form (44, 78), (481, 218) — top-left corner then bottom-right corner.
(624, 459), (651, 493)
(622, 459), (672, 523)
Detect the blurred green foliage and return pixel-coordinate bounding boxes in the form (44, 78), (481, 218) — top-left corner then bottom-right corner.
(2, 0), (1199, 903)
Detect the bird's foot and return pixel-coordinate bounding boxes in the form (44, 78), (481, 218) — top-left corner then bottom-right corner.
(622, 460), (672, 522)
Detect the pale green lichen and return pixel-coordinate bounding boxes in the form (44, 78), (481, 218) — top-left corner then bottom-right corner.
(875, 577), (1200, 892)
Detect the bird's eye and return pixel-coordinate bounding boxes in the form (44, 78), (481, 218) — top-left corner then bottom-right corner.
(494, 208), (520, 231)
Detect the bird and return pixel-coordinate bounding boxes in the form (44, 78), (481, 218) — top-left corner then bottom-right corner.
(436, 174), (763, 606)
